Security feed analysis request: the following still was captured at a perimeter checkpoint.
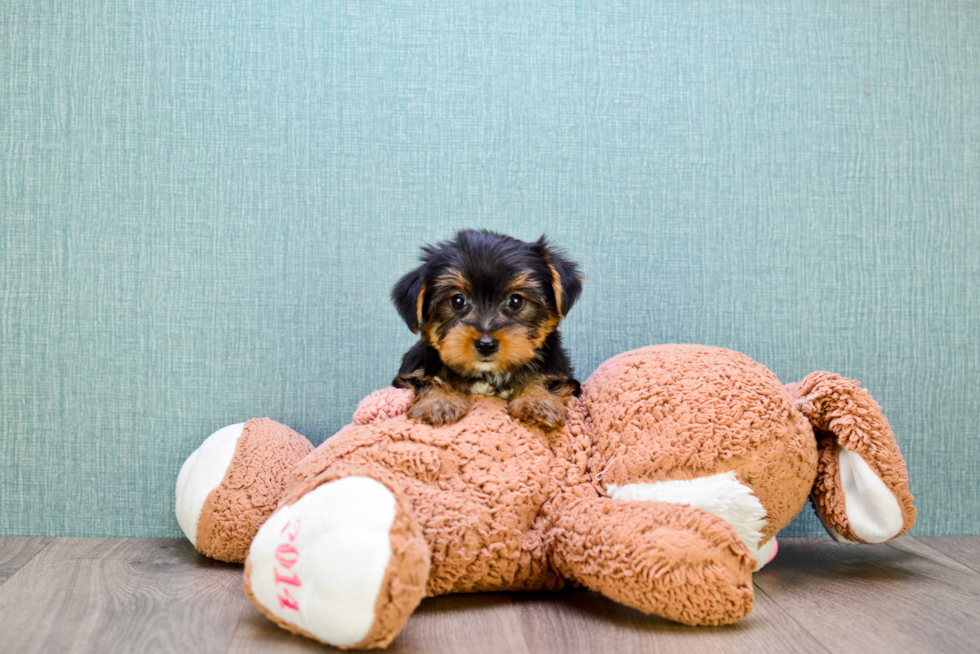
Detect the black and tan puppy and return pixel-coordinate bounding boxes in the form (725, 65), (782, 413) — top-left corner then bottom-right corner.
(391, 229), (582, 430)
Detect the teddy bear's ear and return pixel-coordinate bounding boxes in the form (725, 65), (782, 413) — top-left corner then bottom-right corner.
(532, 236), (582, 319)
(788, 373), (916, 544)
(391, 265), (427, 334)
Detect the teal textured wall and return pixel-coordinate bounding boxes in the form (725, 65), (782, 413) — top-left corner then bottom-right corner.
(2, 1), (978, 538)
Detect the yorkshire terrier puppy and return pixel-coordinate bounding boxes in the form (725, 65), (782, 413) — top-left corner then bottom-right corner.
(391, 229), (583, 430)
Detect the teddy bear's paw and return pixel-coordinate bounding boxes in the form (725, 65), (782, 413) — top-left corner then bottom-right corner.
(508, 392), (567, 431)
(408, 390), (471, 425)
(244, 476), (428, 649)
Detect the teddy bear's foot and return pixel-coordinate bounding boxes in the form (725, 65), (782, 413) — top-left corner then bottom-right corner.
(607, 471), (775, 571)
(550, 494), (756, 626)
(244, 475), (430, 649)
(756, 536), (777, 569)
(175, 418), (313, 562)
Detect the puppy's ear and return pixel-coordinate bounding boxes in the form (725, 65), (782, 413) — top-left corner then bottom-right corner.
(534, 236), (582, 318)
(391, 265), (427, 334)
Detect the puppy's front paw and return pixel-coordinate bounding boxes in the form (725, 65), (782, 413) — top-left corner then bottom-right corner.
(508, 393), (567, 431)
(408, 390), (471, 426)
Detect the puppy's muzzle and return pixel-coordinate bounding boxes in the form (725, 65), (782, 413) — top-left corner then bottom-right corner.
(474, 334), (499, 356)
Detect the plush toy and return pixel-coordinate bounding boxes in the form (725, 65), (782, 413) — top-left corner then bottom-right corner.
(175, 344), (915, 649)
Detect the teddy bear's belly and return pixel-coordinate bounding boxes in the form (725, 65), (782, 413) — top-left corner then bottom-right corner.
(340, 400), (562, 595)
(403, 462), (558, 595)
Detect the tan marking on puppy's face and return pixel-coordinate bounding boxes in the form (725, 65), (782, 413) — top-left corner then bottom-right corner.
(437, 322), (548, 376)
(422, 262), (563, 377)
(491, 324), (538, 373)
(529, 315), (559, 349)
(437, 323), (486, 375)
(435, 268), (471, 294)
(505, 271), (542, 295)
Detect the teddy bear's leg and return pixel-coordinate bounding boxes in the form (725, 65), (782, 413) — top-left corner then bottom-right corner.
(244, 466), (430, 650)
(548, 493), (756, 626)
(175, 418), (314, 562)
(606, 470), (778, 571)
(789, 373), (916, 544)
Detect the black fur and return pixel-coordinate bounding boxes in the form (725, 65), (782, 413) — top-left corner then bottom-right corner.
(390, 229), (583, 408)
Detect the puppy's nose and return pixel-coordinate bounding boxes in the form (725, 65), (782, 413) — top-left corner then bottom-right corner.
(474, 334), (499, 356)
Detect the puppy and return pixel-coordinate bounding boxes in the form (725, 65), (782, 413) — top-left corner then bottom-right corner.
(391, 229), (583, 430)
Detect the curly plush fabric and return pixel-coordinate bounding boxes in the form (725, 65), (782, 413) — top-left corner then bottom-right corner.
(583, 344), (818, 541)
(179, 344), (917, 648)
(353, 388), (415, 426)
(284, 398), (563, 596)
(244, 469), (431, 649)
(548, 493), (756, 625)
(790, 372), (916, 543)
(196, 418), (314, 562)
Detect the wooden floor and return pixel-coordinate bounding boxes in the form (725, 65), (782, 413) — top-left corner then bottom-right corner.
(0, 536), (977, 653)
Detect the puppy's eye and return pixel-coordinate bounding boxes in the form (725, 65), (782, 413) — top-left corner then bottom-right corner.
(507, 294), (525, 311)
(450, 294), (467, 311)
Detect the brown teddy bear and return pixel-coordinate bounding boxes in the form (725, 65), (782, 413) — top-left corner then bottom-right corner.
(175, 344), (915, 649)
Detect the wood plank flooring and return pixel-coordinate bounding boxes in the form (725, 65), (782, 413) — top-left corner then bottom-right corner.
(0, 536), (976, 654)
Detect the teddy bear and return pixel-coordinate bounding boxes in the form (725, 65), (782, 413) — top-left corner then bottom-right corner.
(175, 344), (915, 649)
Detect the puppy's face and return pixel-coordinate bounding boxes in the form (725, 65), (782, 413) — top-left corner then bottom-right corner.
(426, 267), (556, 376)
(392, 230), (582, 377)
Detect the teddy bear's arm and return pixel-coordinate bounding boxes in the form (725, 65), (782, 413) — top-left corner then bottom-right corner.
(352, 387), (415, 425)
(790, 372), (916, 544)
(547, 493), (755, 626)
